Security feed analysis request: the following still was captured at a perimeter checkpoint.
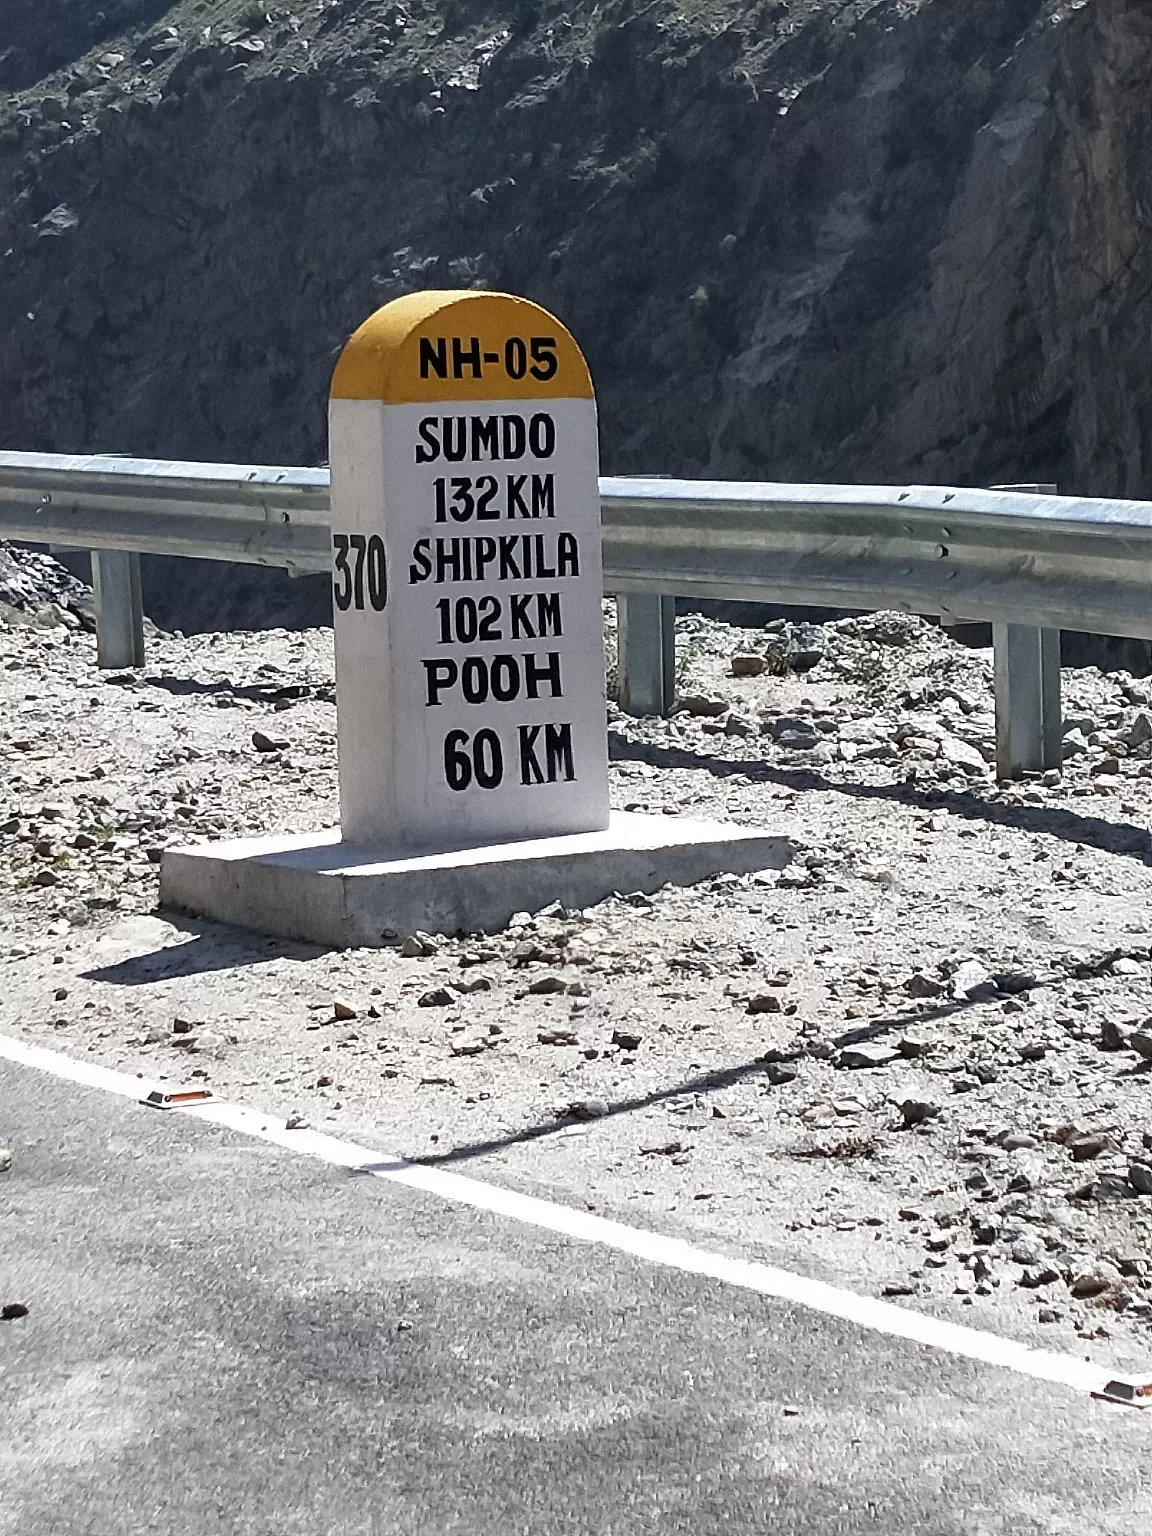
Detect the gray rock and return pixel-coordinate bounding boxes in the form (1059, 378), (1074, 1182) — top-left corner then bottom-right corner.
(1130, 1031), (1152, 1061)
(840, 716), (894, 744)
(837, 1042), (899, 1069)
(611, 1028), (643, 1051)
(762, 714), (813, 739)
(1001, 1132), (1039, 1150)
(538, 1027), (578, 1046)
(1100, 1018), (1131, 1051)
(992, 970), (1037, 996)
(567, 1097), (610, 1119)
(1010, 1237), (1046, 1266)
(1128, 1161), (1152, 1196)
(251, 729), (289, 752)
(724, 713), (756, 738)
(417, 988), (454, 1007)
(450, 1035), (489, 1057)
(678, 695), (728, 718)
(904, 971), (944, 999)
(527, 975), (568, 995)
(0, 1147), (11, 1174)
(900, 1099), (941, 1127)
(764, 1061), (799, 1086)
(400, 932), (438, 957)
(747, 992), (783, 1014)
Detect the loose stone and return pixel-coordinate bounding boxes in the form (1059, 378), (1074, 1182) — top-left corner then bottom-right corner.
(838, 1042), (899, 1070)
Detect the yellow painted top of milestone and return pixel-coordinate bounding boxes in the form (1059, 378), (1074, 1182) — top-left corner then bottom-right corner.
(331, 291), (594, 404)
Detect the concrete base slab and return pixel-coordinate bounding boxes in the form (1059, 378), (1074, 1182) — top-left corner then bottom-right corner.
(160, 812), (793, 948)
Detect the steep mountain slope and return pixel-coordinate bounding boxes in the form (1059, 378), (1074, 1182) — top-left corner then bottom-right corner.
(0, 0), (1149, 626)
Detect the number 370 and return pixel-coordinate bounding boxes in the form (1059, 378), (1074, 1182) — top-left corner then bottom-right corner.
(332, 533), (387, 612)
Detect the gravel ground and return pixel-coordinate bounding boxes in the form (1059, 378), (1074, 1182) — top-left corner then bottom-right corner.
(5, 561), (1152, 1376)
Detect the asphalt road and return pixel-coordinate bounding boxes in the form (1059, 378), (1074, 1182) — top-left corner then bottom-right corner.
(1, 1058), (1149, 1536)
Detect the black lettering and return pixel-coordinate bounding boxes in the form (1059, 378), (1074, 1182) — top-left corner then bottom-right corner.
(415, 417), (440, 463)
(507, 475), (529, 518)
(537, 591), (562, 637)
(475, 537), (497, 580)
(528, 413), (555, 458)
(510, 593), (534, 639)
(544, 722), (575, 782)
(461, 657), (488, 704)
(452, 336), (482, 378)
(558, 533), (579, 577)
(518, 724), (544, 784)
(475, 476), (499, 519)
(529, 337), (558, 382)
(419, 338), (447, 380)
(408, 538), (432, 583)
(444, 729), (471, 790)
(477, 596), (501, 640)
(531, 475), (555, 519)
(332, 534), (352, 611)
(501, 415), (526, 459)
(490, 655), (519, 702)
(534, 534), (556, 579)
(443, 418), (467, 463)
(424, 659), (457, 705)
(524, 651), (562, 700)
(473, 728), (503, 788)
(435, 539), (461, 583)
(505, 337), (527, 381)
(448, 477), (474, 521)
(498, 536), (521, 581)
(471, 416), (499, 460)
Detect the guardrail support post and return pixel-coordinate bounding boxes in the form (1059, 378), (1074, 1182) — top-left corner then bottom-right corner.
(91, 549), (145, 670)
(618, 593), (676, 716)
(993, 623), (1062, 779)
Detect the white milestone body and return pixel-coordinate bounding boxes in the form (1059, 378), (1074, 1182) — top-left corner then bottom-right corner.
(328, 293), (610, 852)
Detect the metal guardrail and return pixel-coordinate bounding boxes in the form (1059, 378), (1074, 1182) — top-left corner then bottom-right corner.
(4, 450), (1152, 778)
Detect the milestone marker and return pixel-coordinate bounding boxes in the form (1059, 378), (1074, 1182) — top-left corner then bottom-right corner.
(160, 292), (791, 944)
(328, 290), (610, 849)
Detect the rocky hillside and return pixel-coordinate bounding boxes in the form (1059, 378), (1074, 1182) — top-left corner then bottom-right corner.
(0, 0), (1149, 625)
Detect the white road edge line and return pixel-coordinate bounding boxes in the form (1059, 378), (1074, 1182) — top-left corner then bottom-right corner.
(0, 1031), (1128, 1399)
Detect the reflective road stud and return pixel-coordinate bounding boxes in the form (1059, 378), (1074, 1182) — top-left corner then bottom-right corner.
(329, 291), (610, 849)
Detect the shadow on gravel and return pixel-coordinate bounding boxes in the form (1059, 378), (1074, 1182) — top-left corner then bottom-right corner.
(103, 672), (331, 704)
(81, 918), (323, 984)
(403, 998), (984, 1171)
(609, 731), (1152, 866)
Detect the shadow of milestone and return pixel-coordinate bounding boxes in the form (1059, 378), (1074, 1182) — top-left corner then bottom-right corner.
(608, 731), (1152, 865)
(81, 916), (325, 985)
(400, 996), (985, 1170)
(103, 671), (330, 704)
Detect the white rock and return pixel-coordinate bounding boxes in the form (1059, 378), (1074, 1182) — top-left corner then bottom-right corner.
(1062, 729), (1089, 758)
(939, 736), (986, 774)
(949, 959), (994, 999)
